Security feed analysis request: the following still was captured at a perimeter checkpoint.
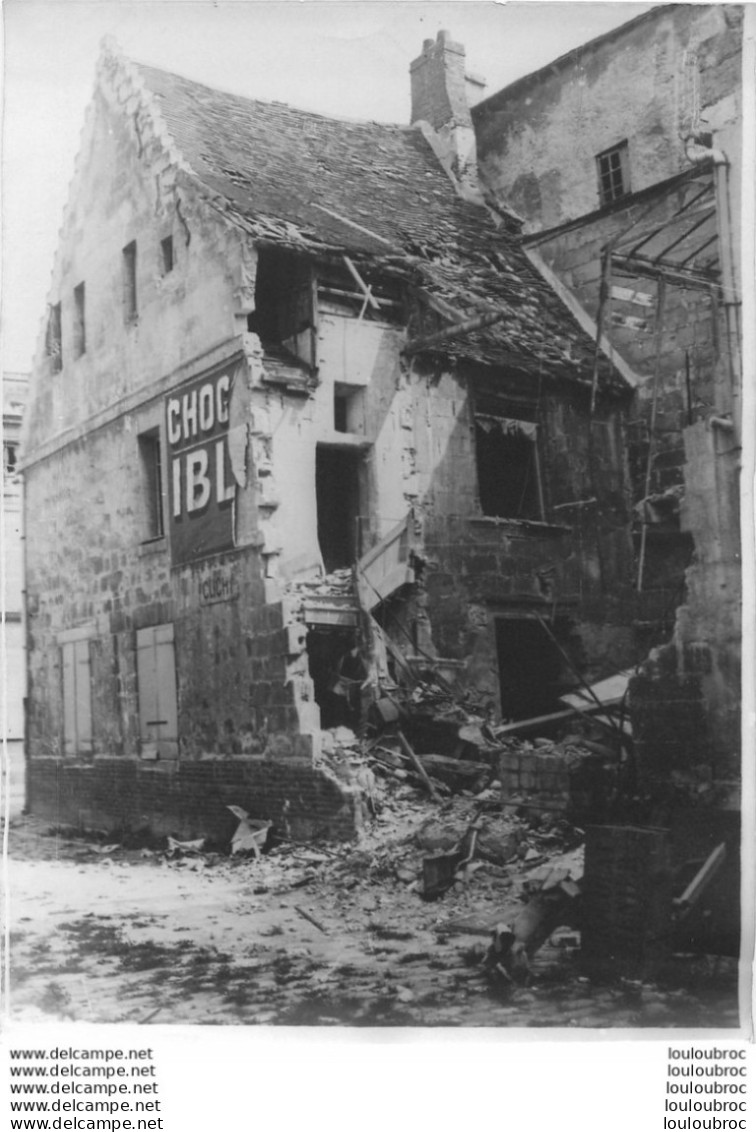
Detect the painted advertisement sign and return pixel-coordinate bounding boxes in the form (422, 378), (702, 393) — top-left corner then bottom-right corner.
(166, 367), (236, 565)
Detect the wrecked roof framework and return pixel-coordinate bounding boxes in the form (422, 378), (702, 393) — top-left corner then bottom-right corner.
(607, 165), (720, 291)
(130, 59), (624, 391)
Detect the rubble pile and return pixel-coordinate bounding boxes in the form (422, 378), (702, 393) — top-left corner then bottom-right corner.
(285, 567), (355, 598)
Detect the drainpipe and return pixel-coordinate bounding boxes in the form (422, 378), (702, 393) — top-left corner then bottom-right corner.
(684, 137), (741, 447)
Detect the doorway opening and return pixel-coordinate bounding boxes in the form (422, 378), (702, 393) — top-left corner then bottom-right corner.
(494, 617), (568, 721)
(316, 445), (362, 573)
(307, 627), (365, 730)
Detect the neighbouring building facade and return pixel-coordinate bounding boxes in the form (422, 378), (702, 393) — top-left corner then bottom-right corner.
(21, 33), (642, 841)
(474, 3), (744, 789)
(2, 372), (28, 812)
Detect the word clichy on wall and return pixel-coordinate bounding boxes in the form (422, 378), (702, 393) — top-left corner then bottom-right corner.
(166, 367), (237, 566)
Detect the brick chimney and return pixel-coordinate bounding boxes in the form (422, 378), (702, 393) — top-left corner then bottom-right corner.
(409, 30), (480, 200)
(410, 29), (471, 131)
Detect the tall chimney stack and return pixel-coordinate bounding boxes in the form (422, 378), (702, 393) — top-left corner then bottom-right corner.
(409, 30), (480, 200)
(410, 29), (471, 131)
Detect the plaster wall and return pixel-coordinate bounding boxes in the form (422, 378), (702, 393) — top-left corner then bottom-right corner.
(260, 316), (411, 585)
(474, 5), (742, 232)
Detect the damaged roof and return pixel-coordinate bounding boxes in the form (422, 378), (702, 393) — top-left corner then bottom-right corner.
(134, 60), (622, 388)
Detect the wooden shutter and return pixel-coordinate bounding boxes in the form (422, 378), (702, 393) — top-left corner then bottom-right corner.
(136, 624), (178, 759)
(62, 639), (93, 755)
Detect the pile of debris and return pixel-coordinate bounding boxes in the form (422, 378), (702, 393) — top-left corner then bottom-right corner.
(286, 566), (355, 598)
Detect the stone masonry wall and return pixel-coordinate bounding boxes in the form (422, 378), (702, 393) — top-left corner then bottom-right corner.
(414, 365), (638, 705)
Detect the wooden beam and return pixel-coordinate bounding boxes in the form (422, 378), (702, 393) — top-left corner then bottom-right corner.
(398, 729), (442, 802)
(342, 256), (380, 310)
(611, 254), (719, 293)
(404, 308), (508, 354)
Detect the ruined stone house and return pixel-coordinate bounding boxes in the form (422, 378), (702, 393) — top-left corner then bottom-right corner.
(474, 3), (744, 789)
(21, 33), (648, 842)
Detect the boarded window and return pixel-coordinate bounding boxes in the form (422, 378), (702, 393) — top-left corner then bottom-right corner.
(62, 639), (93, 755)
(475, 414), (543, 520)
(136, 623), (178, 759)
(138, 430), (165, 539)
(73, 282), (86, 358)
(123, 241), (138, 322)
(596, 141), (630, 206)
(46, 303), (62, 372)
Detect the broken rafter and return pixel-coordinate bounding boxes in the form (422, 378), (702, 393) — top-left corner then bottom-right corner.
(397, 730), (442, 803)
(342, 255), (380, 313)
(404, 308), (508, 354)
(649, 207), (717, 264)
(311, 202), (398, 251)
(620, 194), (716, 259)
(611, 254), (719, 292)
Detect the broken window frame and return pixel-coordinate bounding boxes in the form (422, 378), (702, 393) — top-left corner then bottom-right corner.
(596, 141), (630, 207)
(473, 412), (545, 522)
(316, 260), (404, 325)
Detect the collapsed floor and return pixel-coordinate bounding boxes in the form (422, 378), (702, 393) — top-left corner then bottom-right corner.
(5, 755), (740, 1027)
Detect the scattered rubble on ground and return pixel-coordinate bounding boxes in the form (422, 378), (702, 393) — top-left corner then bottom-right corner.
(4, 727), (739, 1028)
(2, 656), (736, 1027)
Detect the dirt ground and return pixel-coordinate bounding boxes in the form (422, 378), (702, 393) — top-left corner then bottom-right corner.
(2, 792), (740, 1029)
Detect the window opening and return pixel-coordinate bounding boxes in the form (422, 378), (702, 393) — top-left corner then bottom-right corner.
(123, 241), (138, 323)
(333, 384), (363, 434)
(475, 414), (543, 520)
(316, 445), (361, 572)
(62, 639), (93, 754)
(136, 623), (178, 759)
(596, 141), (630, 206)
(46, 303), (62, 372)
(160, 236), (174, 275)
(138, 430), (165, 540)
(247, 248), (313, 364)
(73, 282), (86, 358)
(4, 441), (18, 478)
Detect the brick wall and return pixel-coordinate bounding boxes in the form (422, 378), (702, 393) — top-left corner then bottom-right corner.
(29, 752), (362, 842)
(499, 748), (571, 813)
(582, 824), (673, 974)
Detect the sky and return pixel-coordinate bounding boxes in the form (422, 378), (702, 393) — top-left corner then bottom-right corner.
(2, 0), (654, 372)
